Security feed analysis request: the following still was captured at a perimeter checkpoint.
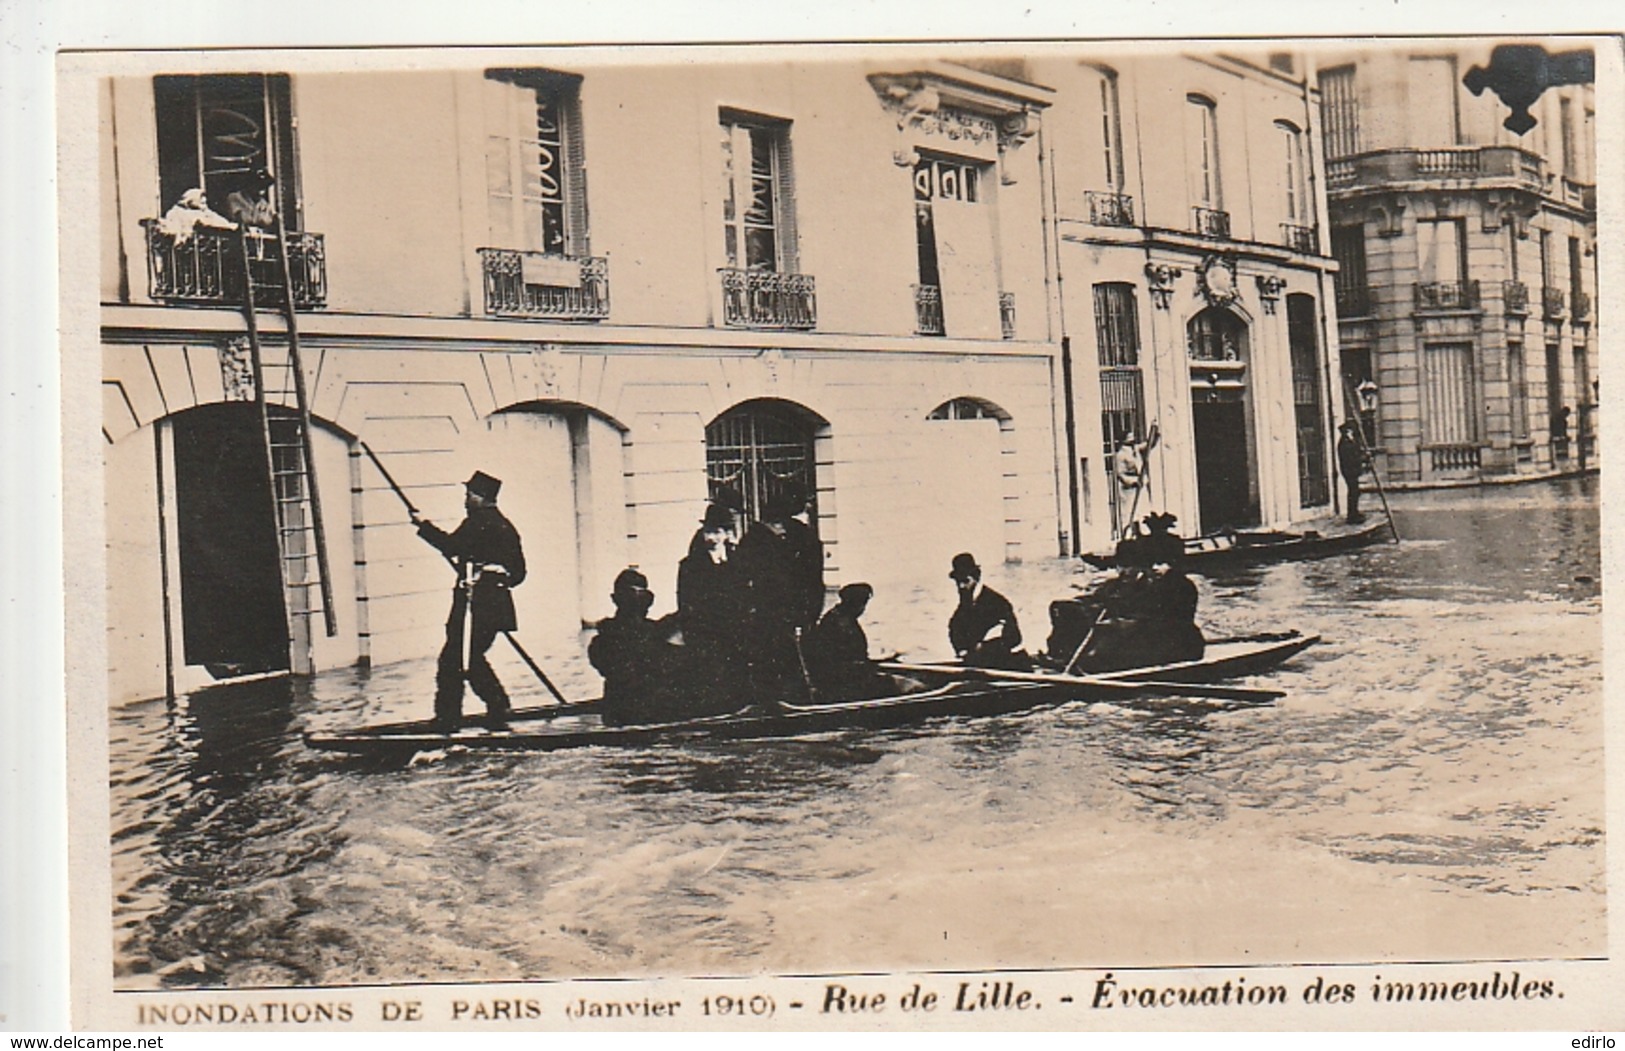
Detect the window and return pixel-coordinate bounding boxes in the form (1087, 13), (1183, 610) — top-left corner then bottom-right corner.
(1539, 229), (1554, 288)
(1422, 342), (1478, 445)
(1508, 343), (1530, 441)
(1408, 57), (1460, 147)
(1319, 65), (1360, 159)
(1507, 224), (1520, 282)
(928, 398), (1001, 421)
(1093, 67), (1125, 190)
(483, 70), (586, 257)
(721, 112), (797, 272)
(1185, 95), (1221, 209)
(1288, 295), (1329, 507)
(1092, 283), (1141, 367)
(154, 73), (298, 223)
(913, 152), (999, 338)
(1331, 225), (1368, 313)
(1560, 96), (1577, 175)
(1278, 121), (1308, 224)
(1569, 236), (1584, 302)
(1417, 219), (1466, 286)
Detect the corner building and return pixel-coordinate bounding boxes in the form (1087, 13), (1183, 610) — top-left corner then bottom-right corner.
(1028, 51), (1342, 551)
(1318, 45), (1599, 486)
(99, 52), (1064, 704)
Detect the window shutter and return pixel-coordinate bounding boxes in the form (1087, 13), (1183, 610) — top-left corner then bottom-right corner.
(564, 88), (589, 257)
(773, 129), (798, 273)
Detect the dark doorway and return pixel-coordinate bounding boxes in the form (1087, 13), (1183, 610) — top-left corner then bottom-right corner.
(705, 400), (820, 534)
(172, 404), (288, 676)
(1192, 400), (1257, 532)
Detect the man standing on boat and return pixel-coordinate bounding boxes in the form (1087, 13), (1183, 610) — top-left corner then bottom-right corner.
(413, 471), (526, 732)
(948, 553), (1025, 669)
(1337, 422), (1368, 525)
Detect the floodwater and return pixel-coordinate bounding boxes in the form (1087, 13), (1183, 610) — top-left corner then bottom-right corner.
(108, 476), (1604, 989)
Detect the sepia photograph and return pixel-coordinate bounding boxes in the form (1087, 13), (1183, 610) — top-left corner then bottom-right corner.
(40, 18), (1621, 1033)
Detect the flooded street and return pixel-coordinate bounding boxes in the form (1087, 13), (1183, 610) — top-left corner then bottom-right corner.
(109, 476), (1603, 989)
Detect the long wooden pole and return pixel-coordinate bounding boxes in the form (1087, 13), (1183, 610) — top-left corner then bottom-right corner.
(880, 661), (1283, 704)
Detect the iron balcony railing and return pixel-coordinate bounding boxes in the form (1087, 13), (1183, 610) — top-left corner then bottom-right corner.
(1572, 290), (1591, 323)
(719, 268), (816, 331)
(999, 292), (1016, 340)
(1542, 286), (1566, 319)
(914, 284), (945, 337)
(1085, 190), (1136, 227)
(1335, 284), (1375, 318)
(142, 220), (327, 308)
(1191, 206), (1232, 239)
(1502, 280), (1529, 316)
(1280, 222), (1318, 254)
(479, 249), (609, 320)
(1414, 280), (1481, 313)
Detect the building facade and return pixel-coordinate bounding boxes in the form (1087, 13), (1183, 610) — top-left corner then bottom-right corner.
(1028, 52), (1343, 551)
(1319, 47), (1599, 486)
(99, 55), (1065, 704)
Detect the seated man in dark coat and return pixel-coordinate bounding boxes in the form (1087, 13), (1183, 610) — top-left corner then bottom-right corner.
(589, 568), (683, 726)
(412, 470), (526, 731)
(947, 552), (1027, 669)
(1061, 547), (1204, 674)
(804, 582), (888, 700)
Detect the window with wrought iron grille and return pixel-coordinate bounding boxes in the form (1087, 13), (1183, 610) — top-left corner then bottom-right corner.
(1092, 283), (1141, 367)
(1331, 225), (1369, 314)
(720, 112), (798, 272)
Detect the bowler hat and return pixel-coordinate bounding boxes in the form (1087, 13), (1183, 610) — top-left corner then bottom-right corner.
(763, 491), (804, 523)
(838, 582), (874, 605)
(700, 502), (734, 531)
(949, 552), (981, 580)
(465, 471), (502, 501)
(612, 567), (651, 598)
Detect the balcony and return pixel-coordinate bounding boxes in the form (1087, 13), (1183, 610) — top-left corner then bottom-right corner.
(1280, 223), (1318, 254)
(999, 292), (1016, 341)
(914, 284), (945, 337)
(1325, 146), (1545, 195)
(142, 220), (327, 308)
(479, 249), (609, 320)
(1085, 190), (1136, 227)
(1335, 284), (1376, 318)
(1542, 287), (1566, 320)
(719, 268), (816, 331)
(1572, 290), (1591, 323)
(1414, 280), (1480, 313)
(1191, 206), (1231, 239)
(1502, 280), (1529, 316)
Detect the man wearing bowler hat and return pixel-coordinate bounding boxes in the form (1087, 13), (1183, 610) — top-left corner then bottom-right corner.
(413, 471), (527, 731)
(947, 552), (1025, 669)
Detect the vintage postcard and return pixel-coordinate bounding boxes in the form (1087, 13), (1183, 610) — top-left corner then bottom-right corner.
(52, 24), (1622, 1033)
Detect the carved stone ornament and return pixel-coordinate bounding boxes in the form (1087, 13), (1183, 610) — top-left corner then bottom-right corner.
(1145, 262), (1185, 310)
(532, 344), (563, 397)
(217, 336), (256, 402)
(1369, 196), (1407, 238)
(1197, 254), (1241, 309)
(1255, 274), (1288, 315)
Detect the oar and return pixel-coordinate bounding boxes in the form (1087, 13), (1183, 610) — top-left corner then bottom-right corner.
(878, 661), (1283, 704)
(1340, 378), (1401, 544)
(502, 630), (571, 706)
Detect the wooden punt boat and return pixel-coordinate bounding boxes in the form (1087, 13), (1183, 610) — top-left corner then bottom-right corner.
(1079, 519), (1388, 571)
(303, 632), (1318, 760)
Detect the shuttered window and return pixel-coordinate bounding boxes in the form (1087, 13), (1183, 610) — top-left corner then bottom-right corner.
(483, 69), (589, 257)
(721, 112), (797, 272)
(1319, 65), (1359, 160)
(1092, 283), (1141, 367)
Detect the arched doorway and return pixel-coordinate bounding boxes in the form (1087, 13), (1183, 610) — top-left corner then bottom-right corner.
(924, 396), (1014, 569)
(169, 402), (290, 677)
(705, 399), (823, 534)
(1187, 306), (1260, 532)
